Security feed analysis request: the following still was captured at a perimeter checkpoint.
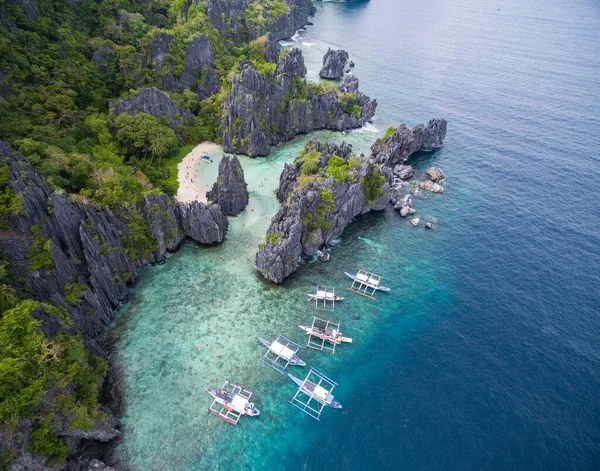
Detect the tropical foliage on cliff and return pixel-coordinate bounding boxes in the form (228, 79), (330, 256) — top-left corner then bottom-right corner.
(0, 269), (108, 466)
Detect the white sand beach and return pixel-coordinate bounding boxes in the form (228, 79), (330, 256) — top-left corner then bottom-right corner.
(175, 141), (222, 203)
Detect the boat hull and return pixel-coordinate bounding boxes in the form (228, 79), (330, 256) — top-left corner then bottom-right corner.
(299, 326), (352, 345)
(287, 374), (342, 409)
(259, 338), (306, 366)
(344, 272), (391, 291)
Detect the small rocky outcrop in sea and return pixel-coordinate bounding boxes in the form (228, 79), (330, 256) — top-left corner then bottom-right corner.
(221, 49), (377, 157)
(255, 140), (391, 283)
(426, 167), (446, 182)
(393, 195), (416, 218)
(207, 156), (249, 216)
(371, 119), (448, 168)
(319, 48), (350, 79)
(419, 180), (444, 193)
(110, 87), (193, 130)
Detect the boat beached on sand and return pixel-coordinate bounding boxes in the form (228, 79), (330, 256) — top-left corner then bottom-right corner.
(204, 381), (259, 426)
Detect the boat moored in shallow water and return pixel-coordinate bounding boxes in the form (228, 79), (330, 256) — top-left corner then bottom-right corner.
(307, 289), (344, 302)
(300, 317), (352, 351)
(259, 336), (306, 371)
(288, 368), (342, 420)
(204, 381), (259, 426)
(346, 268), (390, 300)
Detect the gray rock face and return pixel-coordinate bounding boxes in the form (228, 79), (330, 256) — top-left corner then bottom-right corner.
(87, 459), (119, 471)
(419, 180), (444, 193)
(339, 74), (359, 93)
(319, 48), (349, 79)
(151, 33), (220, 100)
(393, 164), (415, 180)
(221, 49), (377, 157)
(202, 0), (316, 44)
(1, 140), (228, 357)
(207, 156), (249, 216)
(426, 167), (446, 182)
(178, 201), (228, 244)
(371, 118), (448, 168)
(255, 140), (391, 283)
(110, 87), (193, 130)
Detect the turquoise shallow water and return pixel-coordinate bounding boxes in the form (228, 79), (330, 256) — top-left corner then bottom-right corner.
(109, 0), (600, 469)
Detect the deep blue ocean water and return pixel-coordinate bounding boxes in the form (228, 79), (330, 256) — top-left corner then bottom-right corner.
(110, 0), (600, 469)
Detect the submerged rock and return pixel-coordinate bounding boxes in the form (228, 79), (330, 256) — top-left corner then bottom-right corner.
(319, 48), (349, 79)
(207, 156), (249, 216)
(221, 49), (377, 157)
(426, 167), (446, 182)
(410, 217), (420, 226)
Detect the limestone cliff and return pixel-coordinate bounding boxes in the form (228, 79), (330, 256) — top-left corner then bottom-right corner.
(221, 49), (377, 157)
(207, 156), (249, 216)
(202, 0), (316, 44)
(319, 48), (349, 79)
(1, 140), (227, 357)
(110, 87), (193, 130)
(371, 119), (448, 168)
(255, 118), (448, 283)
(255, 140), (390, 283)
(151, 33), (220, 100)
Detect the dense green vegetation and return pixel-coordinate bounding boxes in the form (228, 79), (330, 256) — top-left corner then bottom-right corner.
(383, 126), (397, 140)
(0, 1), (299, 466)
(361, 165), (387, 204)
(0, 298), (107, 465)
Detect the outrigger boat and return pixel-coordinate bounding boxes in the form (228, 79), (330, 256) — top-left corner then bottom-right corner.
(307, 289), (344, 302)
(299, 321), (352, 346)
(204, 381), (259, 426)
(345, 270), (391, 292)
(288, 372), (342, 410)
(259, 337), (306, 367)
(200, 154), (213, 162)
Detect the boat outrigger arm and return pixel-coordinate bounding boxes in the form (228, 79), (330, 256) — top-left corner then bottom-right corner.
(259, 336), (306, 374)
(204, 381), (259, 426)
(346, 268), (390, 300)
(288, 368), (342, 420)
(299, 325), (353, 345)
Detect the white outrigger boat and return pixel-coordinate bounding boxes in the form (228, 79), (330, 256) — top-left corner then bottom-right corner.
(300, 319), (352, 347)
(307, 289), (344, 302)
(345, 270), (391, 292)
(259, 337), (306, 368)
(204, 381), (259, 426)
(288, 371), (342, 410)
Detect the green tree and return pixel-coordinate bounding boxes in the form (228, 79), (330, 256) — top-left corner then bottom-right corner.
(115, 113), (178, 165)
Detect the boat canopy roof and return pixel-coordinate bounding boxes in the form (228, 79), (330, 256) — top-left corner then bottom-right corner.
(270, 340), (295, 361)
(313, 384), (329, 401)
(231, 395), (248, 412)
